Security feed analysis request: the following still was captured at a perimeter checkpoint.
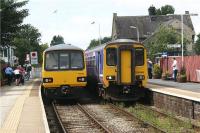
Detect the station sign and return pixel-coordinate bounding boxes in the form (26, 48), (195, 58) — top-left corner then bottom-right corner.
(167, 44), (181, 48)
(30, 51), (38, 64)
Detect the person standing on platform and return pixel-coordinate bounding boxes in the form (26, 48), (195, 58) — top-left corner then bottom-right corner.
(24, 60), (32, 80)
(147, 58), (153, 79)
(5, 64), (14, 86)
(13, 66), (22, 86)
(172, 57), (178, 82)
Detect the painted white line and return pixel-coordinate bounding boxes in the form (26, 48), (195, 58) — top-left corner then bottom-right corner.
(39, 85), (50, 133)
(149, 88), (200, 102)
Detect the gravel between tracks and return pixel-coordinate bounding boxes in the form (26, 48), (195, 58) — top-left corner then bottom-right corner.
(56, 105), (105, 133)
(84, 104), (151, 133)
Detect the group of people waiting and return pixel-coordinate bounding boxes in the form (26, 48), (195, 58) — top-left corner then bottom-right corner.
(4, 61), (32, 86)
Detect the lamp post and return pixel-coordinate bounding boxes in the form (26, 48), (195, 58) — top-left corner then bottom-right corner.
(167, 13), (198, 67)
(130, 26), (139, 42)
(91, 21), (101, 45)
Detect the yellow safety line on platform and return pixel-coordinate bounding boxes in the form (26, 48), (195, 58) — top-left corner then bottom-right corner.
(0, 79), (38, 133)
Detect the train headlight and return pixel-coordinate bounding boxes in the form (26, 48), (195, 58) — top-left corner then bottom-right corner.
(136, 75), (145, 80)
(77, 77), (86, 82)
(106, 76), (115, 80)
(43, 78), (53, 83)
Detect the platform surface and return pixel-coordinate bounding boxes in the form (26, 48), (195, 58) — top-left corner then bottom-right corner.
(0, 79), (49, 133)
(147, 79), (200, 102)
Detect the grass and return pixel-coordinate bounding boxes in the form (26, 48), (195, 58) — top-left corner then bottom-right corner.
(121, 104), (194, 133)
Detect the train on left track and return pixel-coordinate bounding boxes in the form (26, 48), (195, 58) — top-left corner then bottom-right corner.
(41, 44), (87, 99)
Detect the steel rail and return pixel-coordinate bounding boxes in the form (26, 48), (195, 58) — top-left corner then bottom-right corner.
(77, 103), (112, 133)
(108, 103), (167, 133)
(52, 102), (67, 133)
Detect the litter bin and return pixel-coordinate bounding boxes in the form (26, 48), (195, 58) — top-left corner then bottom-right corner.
(196, 69), (200, 82)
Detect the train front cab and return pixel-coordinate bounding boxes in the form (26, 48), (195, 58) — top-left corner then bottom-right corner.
(42, 50), (87, 99)
(100, 42), (147, 101)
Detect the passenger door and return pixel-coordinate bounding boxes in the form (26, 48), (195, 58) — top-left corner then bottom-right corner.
(118, 45), (134, 84)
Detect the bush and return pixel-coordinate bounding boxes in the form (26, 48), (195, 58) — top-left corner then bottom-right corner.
(162, 71), (170, 80)
(153, 64), (162, 79)
(177, 67), (187, 82)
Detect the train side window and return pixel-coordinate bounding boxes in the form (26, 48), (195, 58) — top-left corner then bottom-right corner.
(135, 48), (144, 66)
(45, 52), (59, 70)
(60, 52), (69, 69)
(106, 48), (117, 66)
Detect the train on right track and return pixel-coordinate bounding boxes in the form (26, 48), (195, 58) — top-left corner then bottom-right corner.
(85, 39), (147, 101)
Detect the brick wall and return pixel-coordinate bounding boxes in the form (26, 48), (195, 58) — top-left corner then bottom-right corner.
(153, 92), (200, 120)
(194, 102), (200, 120)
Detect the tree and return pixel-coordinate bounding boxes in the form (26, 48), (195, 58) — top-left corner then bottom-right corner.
(148, 5), (156, 16)
(148, 5), (175, 16)
(50, 35), (65, 46)
(13, 24), (41, 65)
(1, 0), (29, 46)
(38, 43), (49, 63)
(194, 33), (200, 55)
(159, 5), (175, 15)
(87, 37), (111, 49)
(145, 26), (188, 59)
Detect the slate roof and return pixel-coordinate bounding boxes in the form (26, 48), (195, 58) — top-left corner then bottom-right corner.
(112, 13), (195, 41)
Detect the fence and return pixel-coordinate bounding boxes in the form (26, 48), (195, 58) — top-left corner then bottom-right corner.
(160, 55), (200, 82)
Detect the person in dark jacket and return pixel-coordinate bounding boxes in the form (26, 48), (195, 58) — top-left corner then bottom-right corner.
(5, 64), (14, 86)
(147, 58), (153, 79)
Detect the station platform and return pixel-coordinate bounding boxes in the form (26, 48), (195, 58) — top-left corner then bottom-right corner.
(147, 79), (200, 102)
(0, 79), (49, 133)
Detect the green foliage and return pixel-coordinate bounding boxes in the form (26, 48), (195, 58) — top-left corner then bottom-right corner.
(50, 35), (65, 46)
(38, 43), (49, 64)
(13, 24), (41, 65)
(194, 33), (200, 55)
(148, 5), (156, 15)
(145, 26), (188, 59)
(1, 0), (29, 46)
(87, 37), (111, 49)
(159, 5), (175, 15)
(180, 67), (186, 75)
(153, 64), (162, 78)
(148, 5), (175, 16)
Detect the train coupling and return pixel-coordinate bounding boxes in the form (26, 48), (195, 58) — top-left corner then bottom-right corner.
(122, 86), (131, 94)
(61, 86), (70, 94)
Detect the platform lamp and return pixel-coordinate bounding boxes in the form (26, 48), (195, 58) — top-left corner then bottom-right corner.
(91, 21), (101, 45)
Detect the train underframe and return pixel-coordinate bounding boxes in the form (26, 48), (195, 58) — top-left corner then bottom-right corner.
(42, 85), (85, 100)
(98, 82), (146, 102)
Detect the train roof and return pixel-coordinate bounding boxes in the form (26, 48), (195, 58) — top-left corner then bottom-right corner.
(108, 39), (140, 44)
(85, 39), (142, 53)
(44, 44), (82, 52)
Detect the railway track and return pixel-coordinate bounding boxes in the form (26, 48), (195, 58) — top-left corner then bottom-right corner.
(53, 102), (111, 133)
(53, 102), (165, 133)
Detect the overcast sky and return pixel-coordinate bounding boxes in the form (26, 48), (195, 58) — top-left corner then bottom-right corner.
(23, 0), (200, 49)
